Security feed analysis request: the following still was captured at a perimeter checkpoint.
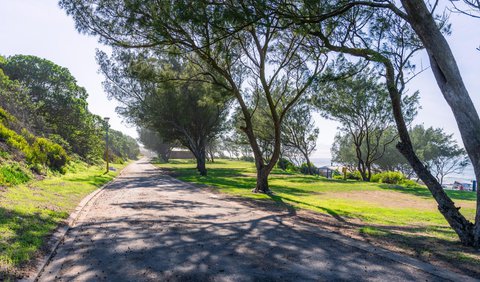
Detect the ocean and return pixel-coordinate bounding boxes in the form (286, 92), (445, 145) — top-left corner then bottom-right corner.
(310, 157), (476, 184)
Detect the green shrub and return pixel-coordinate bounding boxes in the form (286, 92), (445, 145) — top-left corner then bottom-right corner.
(277, 158), (295, 171)
(300, 162), (316, 174)
(240, 155), (254, 162)
(30, 138), (68, 172)
(333, 174), (344, 180)
(0, 163), (32, 185)
(371, 171), (406, 184)
(345, 171), (362, 180)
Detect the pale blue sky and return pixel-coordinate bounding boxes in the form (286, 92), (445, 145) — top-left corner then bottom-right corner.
(0, 0), (479, 158)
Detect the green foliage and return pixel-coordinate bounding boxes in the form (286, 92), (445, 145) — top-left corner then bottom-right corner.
(239, 155), (255, 162)
(371, 171), (406, 184)
(0, 107), (68, 173)
(30, 138), (68, 173)
(0, 163), (32, 186)
(277, 158), (295, 171)
(371, 171), (420, 187)
(300, 162), (316, 174)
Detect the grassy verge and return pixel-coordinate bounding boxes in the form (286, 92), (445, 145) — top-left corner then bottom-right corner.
(156, 159), (480, 276)
(0, 161), (129, 279)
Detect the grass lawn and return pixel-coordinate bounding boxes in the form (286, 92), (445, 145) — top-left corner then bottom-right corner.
(0, 161), (129, 278)
(156, 159), (480, 275)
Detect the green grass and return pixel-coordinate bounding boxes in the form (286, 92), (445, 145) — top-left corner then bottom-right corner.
(157, 159), (477, 242)
(0, 161), (128, 276)
(158, 159), (475, 223)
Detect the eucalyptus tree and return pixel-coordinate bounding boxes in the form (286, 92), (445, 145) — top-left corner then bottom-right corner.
(314, 68), (418, 181)
(281, 103), (318, 174)
(277, 1), (480, 246)
(98, 51), (229, 176)
(61, 0), (326, 193)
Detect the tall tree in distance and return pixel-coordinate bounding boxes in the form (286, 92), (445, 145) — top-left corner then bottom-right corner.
(282, 103), (319, 174)
(138, 128), (174, 162)
(98, 51), (229, 176)
(314, 68), (418, 181)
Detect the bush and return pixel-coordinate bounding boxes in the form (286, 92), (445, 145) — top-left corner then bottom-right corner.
(300, 162), (316, 174)
(30, 138), (68, 172)
(240, 155), (254, 162)
(0, 162), (32, 186)
(371, 171), (406, 184)
(344, 170), (362, 180)
(277, 158), (294, 170)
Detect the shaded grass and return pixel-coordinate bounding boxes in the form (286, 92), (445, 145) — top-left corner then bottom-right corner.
(157, 159), (480, 275)
(0, 161), (128, 277)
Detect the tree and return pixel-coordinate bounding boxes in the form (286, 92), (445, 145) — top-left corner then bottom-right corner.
(98, 52), (229, 176)
(276, 1), (479, 245)
(138, 128), (174, 162)
(281, 103), (319, 174)
(314, 68), (418, 181)
(451, 0), (480, 18)
(409, 125), (470, 185)
(60, 0), (326, 193)
(0, 55), (104, 162)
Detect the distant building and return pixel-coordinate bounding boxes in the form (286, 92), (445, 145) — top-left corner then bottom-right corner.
(452, 181), (472, 191)
(315, 166), (336, 178)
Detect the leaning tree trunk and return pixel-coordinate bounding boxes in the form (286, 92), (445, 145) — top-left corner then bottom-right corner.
(384, 61), (475, 246)
(401, 0), (480, 247)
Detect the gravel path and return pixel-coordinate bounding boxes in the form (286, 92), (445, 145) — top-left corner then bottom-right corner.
(38, 159), (471, 281)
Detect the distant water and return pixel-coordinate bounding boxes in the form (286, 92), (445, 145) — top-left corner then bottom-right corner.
(311, 157), (476, 184)
(311, 157), (333, 168)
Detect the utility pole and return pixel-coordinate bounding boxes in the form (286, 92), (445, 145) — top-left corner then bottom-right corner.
(104, 117), (110, 173)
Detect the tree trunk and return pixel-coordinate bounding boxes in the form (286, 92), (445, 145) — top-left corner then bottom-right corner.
(305, 154), (313, 175)
(196, 152), (207, 176)
(384, 61), (475, 246)
(401, 0), (480, 247)
(254, 165), (271, 193)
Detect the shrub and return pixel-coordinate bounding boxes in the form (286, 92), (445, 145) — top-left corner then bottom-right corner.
(342, 170), (362, 180)
(277, 158), (294, 170)
(371, 171), (406, 184)
(30, 138), (68, 172)
(0, 162), (32, 186)
(300, 162), (316, 174)
(240, 155), (254, 162)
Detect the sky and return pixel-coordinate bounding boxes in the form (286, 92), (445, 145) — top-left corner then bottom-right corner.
(0, 0), (479, 159)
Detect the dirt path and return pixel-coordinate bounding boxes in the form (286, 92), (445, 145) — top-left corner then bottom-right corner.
(37, 159), (475, 281)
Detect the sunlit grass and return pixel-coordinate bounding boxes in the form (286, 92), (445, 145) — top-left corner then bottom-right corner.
(0, 161), (128, 275)
(157, 159), (477, 245)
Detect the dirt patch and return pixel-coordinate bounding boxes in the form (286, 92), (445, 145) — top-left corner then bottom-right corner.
(319, 190), (475, 210)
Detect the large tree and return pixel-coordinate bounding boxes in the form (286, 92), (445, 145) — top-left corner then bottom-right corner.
(275, 1), (479, 246)
(60, 0), (326, 193)
(98, 51), (229, 176)
(1, 55), (104, 162)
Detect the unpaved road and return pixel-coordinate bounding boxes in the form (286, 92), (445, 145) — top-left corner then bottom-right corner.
(38, 159), (473, 281)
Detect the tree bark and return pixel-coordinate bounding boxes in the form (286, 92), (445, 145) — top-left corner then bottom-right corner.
(384, 61), (475, 246)
(195, 147), (208, 176)
(304, 154), (313, 175)
(401, 0), (480, 247)
(255, 165), (271, 193)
